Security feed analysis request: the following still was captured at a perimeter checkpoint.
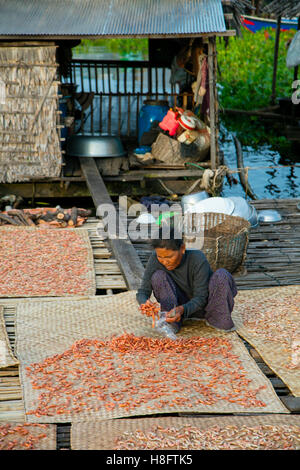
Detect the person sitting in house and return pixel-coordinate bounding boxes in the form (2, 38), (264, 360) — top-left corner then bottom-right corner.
(136, 224), (237, 334)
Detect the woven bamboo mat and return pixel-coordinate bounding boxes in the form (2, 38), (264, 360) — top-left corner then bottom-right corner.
(0, 306), (18, 368)
(0, 227), (96, 297)
(71, 415), (300, 450)
(0, 423), (56, 450)
(232, 285), (300, 397)
(14, 292), (288, 423)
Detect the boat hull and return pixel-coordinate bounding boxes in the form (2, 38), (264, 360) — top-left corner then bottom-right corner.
(242, 15), (298, 33)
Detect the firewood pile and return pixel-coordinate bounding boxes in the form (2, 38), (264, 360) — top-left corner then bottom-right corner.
(0, 207), (91, 228)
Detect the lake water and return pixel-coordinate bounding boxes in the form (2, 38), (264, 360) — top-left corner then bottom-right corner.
(220, 128), (300, 199)
(73, 45), (300, 200)
(73, 45), (146, 61)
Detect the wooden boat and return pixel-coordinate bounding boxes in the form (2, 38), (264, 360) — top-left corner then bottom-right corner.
(242, 15), (298, 33)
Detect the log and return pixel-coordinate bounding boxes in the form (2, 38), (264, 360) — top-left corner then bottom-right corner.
(39, 210), (59, 222)
(27, 212), (41, 222)
(56, 210), (65, 220)
(68, 207), (78, 226)
(233, 136), (258, 200)
(77, 208), (92, 217)
(7, 210), (31, 226)
(0, 213), (22, 226)
(22, 212), (36, 226)
(63, 211), (71, 222)
(55, 209), (71, 223)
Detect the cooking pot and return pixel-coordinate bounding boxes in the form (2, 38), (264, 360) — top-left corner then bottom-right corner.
(181, 191), (210, 211)
(227, 196), (258, 227)
(257, 210), (282, 223)
(183, 196), (235, 216)
(66, 134), (127, 158)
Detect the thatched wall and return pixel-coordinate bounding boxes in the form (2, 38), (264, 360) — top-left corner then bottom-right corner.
(0, 44), (62, 182)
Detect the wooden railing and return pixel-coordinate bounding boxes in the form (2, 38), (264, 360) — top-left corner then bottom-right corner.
(64, 59), (188, 137)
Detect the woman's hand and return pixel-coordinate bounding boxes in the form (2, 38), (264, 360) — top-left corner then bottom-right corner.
(143, 299), (155, 308)
(165, 305), (184, 323)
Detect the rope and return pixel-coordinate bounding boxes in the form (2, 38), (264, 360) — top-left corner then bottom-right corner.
(186, 162), (300, 177)
(227, 163), (300, 173)
(210, 166), (227, 195)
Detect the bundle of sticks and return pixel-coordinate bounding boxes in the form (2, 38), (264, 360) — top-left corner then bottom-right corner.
(0, 207), (92, 228)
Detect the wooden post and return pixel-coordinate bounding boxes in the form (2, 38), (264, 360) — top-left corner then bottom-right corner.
(208, 37), (217, 170)
(147, 63), (152, 97)
(271, 16), (281, 105)
(213, 37), (219, 169)
(294, 18), (300, 83)
(292, 18), (300, 119)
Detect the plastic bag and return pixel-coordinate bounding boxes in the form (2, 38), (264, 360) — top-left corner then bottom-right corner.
(155, 313), (178, 340)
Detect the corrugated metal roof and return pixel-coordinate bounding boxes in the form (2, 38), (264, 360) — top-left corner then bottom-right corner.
(0, 0), (226, 38)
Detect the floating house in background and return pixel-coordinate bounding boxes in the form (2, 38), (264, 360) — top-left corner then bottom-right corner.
(0, 0), (248, 199)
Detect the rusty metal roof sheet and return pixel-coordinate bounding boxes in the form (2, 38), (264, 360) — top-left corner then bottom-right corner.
(263, 0), (300, 19)
(0, 0), (226, 38)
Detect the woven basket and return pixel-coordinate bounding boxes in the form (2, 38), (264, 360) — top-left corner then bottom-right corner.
(183, 212), (250, 273)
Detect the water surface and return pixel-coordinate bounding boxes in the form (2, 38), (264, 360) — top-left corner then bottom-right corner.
(220, 130), (300, 199)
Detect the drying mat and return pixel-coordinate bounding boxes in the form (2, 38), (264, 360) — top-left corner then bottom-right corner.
(0, 306), (18, 368)
(0, 226), (96, 297)
(232, 285), (300, 397)
(71, 415), (300, 450)
(14, 292), (288, 423)
(0, 423), (56, 450)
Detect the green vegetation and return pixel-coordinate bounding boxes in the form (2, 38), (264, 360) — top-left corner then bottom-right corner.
(217, 28), (295, 110)
(74, 38), (148, 60)
(217, 28), (295, 149)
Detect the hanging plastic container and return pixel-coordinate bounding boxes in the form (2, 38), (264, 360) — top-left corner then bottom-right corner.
(138, 100), (169, 145)
(159, 109), (180, 136)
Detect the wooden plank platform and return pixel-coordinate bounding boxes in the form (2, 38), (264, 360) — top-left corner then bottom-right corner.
(235, 198), (300, 289)
(80, 157), (145, 290)
(127, 198), (300, 290)
(76, 198), (300, 292)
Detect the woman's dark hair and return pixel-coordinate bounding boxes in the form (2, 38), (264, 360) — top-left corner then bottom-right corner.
(151, 223), (184, 251)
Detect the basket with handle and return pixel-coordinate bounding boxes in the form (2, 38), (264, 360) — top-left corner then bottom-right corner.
(183, 212), (250, 273)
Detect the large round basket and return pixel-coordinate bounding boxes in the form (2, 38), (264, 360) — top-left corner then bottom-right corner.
(183, 212), (251, 273)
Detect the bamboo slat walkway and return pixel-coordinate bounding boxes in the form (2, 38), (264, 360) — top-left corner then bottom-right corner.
(234, 198), (300, 289)
(0, 198), (299, 446)
(92, 197), (300, 291)
(74, 197), (300, 292)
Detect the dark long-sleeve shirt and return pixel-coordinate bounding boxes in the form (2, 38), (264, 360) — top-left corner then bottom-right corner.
(136, 250), (213, 318)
